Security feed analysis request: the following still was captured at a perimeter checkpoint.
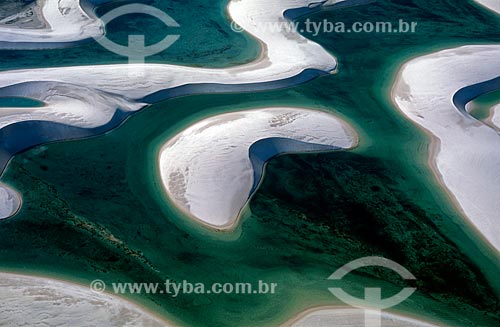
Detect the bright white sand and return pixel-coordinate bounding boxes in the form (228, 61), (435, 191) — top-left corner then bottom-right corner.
(0, 82), (143, 129)
(489, 103), (500, 129)
(159, 108), (357, 229)
(0, 0), (103, 48)
(0, 272), (171, 326)
(285, 307), (440, 327)
(0, 0), (346, 219)
(474, 0), (500, 14)
(0, 183), (20, 219)
(392, 45), (500, 253)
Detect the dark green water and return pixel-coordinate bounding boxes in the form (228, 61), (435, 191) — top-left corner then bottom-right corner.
(0, 0), (258, 71)
(1, 0), (500, 326)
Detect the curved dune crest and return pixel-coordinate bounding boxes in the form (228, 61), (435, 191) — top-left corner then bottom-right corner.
(286, 308), (440, 327)
(159, 108), (357, 228)
(0, 183), (20, 219)
(392, 45), (500, 252)
(0, 81), (143, 129)
(0, 272), (171, 326)
(0, 0), (103, 48)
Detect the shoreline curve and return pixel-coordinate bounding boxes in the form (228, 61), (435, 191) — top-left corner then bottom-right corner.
(282, 306), (442, 327)
(0, 271), (174, 326)
(158, 107), (358, 229)
(392, 44), (500, 253)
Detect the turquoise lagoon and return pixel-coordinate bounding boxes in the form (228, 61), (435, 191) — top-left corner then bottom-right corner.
(0, 0), (500, 326)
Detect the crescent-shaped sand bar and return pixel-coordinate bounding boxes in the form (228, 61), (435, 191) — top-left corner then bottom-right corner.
(159, 108), (358, 228)
(392, 45), (500, 253)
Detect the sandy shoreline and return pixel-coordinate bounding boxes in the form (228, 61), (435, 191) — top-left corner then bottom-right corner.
(158, 107), (358, 230)
(0, 270), (443, 327)
(487, 103), (500, 129)
(391, 45), (500, 254)
(0, 1), (498, 326)
(282, 306), (442, 327)
(0, 271), (174, 326)
(474, 0), (500, 15)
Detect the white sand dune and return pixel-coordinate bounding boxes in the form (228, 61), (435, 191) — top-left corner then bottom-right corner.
(392, 45), (500, 253)
(489, 103), (500, 129)
(286, 307), (440, 327)
(474, 0), (500, 15)
(0, 0), (350, 219)
(0, 183), (20, 219)
(0, 0), (103, 48)
(0, 81), (143, 129)
(0, 272), (171, 326)
(159, 108), (357, 228)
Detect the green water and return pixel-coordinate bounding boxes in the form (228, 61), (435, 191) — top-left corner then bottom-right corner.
(0, 0), (258, 71)
(1, 0), (500, 326)
(468, 89), (500, 122)
(0, 97), (44, 107)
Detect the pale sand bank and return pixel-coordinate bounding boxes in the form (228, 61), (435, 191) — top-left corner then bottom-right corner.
(489, 103), (500, 129)
(392, 45), (500, 253)
(0, 272), (172, 326)
(159, 108), (357, 229)
(284, 307), (441, 327)
(474, 0), (500, 15)
(0, 0), (103, 48)
(0, 183), (21, 219)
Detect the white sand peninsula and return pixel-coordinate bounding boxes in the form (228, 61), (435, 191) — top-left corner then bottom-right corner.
(159, 108), (357, 229)
(392, 45), (500, 252)
(0, 0), (103, 49)
(0, 183), (20, 219)
(0, 0), (351, 219)
(474, 0), (500, 15)
(0, 272), (171, 326)
(286, 307), (440, 327)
